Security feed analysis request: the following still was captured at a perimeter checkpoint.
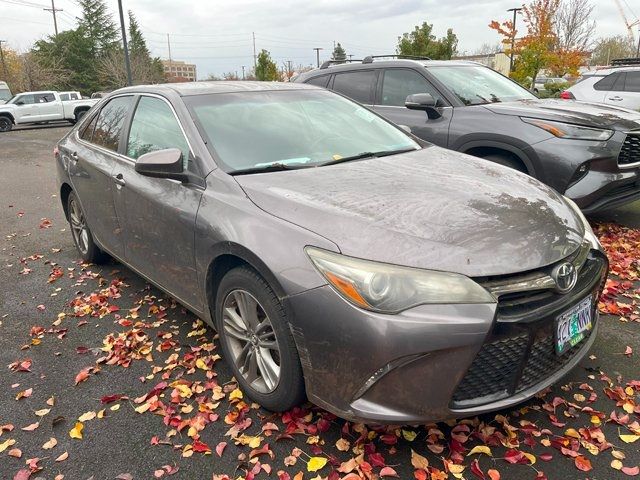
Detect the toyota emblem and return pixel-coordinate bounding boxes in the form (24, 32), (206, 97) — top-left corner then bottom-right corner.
(552, 262), (578, 294)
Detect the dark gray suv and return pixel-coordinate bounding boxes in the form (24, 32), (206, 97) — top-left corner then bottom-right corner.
(294, 58), (640, 213)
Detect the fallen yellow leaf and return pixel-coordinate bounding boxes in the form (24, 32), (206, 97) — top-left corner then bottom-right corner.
(402, 429), (417, 442)
(307, 456), (327, 472)
(611, 459), (623, 470)
(69, 422), (83, 439)
(467, 445), (492, 456)
(411, 449), (429, 470)
(229, 388), (243, 401)
(0, 439), (15, 452)
(620, 433), (640, 443)
(78, 411), (96, 422)
(35, 408), (51, 417)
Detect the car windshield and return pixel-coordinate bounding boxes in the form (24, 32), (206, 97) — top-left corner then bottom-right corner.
(428, 65), (537, 105)
(185, 89), (420, 173)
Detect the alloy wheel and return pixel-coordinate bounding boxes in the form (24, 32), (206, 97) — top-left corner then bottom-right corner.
(69, 197), (89, 255)
(0, 118), (11, 132)
(222, 289), (281, 393)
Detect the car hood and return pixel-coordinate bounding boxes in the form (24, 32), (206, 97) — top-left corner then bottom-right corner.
(235, 147), (585, 277)
(483, 99), (640, 130)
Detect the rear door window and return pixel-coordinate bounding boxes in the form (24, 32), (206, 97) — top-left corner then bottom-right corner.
(80, 113), (98, 142)
(306, 75), (330, 88)
(332, 70), (376, 104)
(594, 73), (619, 91)
(92, 96), (134, 152)
(624, 72), (640, 92)
(379, 68), (444, 106)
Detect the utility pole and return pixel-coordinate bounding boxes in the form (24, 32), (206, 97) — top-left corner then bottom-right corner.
(167, 34), (173, 81)
(637, 25), (640, 58)
(43, 0), (63, 36)
(287, 60), (292, 78)
(348, 54), (354, 60)
(0, 40), (8, 80)
(507, 7), (522, 73)
(313, 47), (323, 68)
(252, 32), (257, 70)
(241, 65), (245, 80)
(116, 0), (132, 86)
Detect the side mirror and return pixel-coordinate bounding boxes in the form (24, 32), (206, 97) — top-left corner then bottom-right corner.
(405, 93), (441, 119)
(134, 148), (186, 181)
(16, 101), (24, 106)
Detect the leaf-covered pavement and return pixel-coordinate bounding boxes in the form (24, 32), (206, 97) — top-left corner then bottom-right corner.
(1, 127), (639, 479)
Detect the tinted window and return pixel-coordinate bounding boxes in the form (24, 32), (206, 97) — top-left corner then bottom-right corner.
(594, 73), (618, 91)
(611, 73), (626, 92)
(80, 113), (98, 141)
(380, 69), (443, 106)
(306, 75), (330, 88)
(71, 93), (80, 100)
(35, 93), (55, 103)
(332, 70), (376, 104)
(625, 72), (640, 92)
(92, 96), (133, 152)
(127, 96), (190, 167)
(60, 93), (69, 101)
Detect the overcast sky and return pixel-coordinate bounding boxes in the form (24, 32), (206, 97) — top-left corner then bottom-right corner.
(0, 0), (636, 78)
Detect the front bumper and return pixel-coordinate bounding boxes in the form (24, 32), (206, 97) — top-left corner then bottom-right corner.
(526, 133), (640, 214)
(286, 251), (608, 424)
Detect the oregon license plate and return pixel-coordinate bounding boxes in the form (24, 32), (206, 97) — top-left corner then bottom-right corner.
(555, 296), (593, 355)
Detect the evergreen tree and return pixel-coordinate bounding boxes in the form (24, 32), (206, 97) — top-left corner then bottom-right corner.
(396, 22), (458, 59)
(255, 49), (278, 81)
(128, 11), (150, 59)
(77, 0), (119, 56)
(331, 43), (347, 63)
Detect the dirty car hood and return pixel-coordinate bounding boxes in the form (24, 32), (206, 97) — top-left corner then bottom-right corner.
(235, 147), (585, 277)
(483, 99), (640, 130)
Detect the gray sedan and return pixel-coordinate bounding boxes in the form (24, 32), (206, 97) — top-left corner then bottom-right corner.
(55, 81), (608, 424)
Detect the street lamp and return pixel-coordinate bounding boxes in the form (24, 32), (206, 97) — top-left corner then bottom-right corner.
(507, 7), (522, 73)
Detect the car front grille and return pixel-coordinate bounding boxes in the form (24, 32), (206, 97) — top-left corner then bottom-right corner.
(451, 251), (607, 409)
(619, 132), (640, 166)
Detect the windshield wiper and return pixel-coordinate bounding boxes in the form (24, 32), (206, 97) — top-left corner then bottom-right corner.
(229, 162), (312, 176)
(317, 148), (418, 167)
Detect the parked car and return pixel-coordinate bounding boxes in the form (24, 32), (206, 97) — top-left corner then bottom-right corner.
(56, 81), (607, 424)
(294, 58), (640, 213)
(564, 66), (640, 111)
(533, 76), (566, 92)
(0, 81), (12, 104)
(0, 90), (98, 132)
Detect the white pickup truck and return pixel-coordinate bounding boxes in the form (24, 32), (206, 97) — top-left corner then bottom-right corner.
(0, 90), (98, 132)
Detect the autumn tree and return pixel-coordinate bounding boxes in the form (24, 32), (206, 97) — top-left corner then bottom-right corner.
(490, 0), (591, 86)
(397, 22), (458, 59)
(331, 43), (347, 63)
(255, 49), (278, 81)
(590, 35), (636, 65)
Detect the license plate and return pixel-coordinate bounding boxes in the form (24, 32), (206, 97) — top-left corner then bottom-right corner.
(555, 296), (593, 355)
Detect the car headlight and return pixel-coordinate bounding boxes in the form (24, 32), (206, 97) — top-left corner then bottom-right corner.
(305, 247), (496, 314)
(521, 117), (613, 141)
(563, 196), (602, 251)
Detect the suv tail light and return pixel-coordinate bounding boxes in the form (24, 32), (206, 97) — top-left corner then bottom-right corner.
(53, 146), (60, 158)
(559, 91), (575, 100)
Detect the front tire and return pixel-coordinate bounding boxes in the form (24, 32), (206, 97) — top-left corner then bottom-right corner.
(215, 266), (305, 411)
(67, 191), (108, 264)
(0, 116), (13, 132)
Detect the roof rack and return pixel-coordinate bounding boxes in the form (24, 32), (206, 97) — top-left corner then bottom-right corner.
(319, 59), (364, 69)
(362, 54), (432, 64)
(610, 57), (640, 66)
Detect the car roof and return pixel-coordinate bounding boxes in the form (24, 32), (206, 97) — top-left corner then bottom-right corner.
(586, 66), (640, 75)
(297, 59), (484, 79)
(113, 81), (320, 97)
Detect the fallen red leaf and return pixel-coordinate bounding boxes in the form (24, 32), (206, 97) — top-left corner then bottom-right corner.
(575, 456), (592, 472)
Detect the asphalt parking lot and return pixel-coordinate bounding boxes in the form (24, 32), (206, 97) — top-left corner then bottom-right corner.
(1, 125), (639, 480)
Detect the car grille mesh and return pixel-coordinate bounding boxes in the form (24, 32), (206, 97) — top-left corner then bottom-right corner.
(452, 254), (606, 409)
(619, 133), (640, 165)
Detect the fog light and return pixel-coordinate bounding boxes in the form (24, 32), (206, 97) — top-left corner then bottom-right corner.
(568, 163), (590, 187)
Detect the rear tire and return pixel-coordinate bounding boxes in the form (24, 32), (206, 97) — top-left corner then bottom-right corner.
(0, 116), (13, 132)
(74, 110), (87, 123)
(215, 266), (305, 411)
(67, 191), (109, 264)
(482, 153), (527, 173)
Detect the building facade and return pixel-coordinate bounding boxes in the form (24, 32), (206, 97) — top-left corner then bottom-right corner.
(162, 60), (197, 82)
(452, 52), (511, 76)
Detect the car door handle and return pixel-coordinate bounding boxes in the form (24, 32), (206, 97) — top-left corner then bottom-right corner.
(112, 173), (126, 187)
(70, 151), (79, 161)
(608, 96), (623, 101)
